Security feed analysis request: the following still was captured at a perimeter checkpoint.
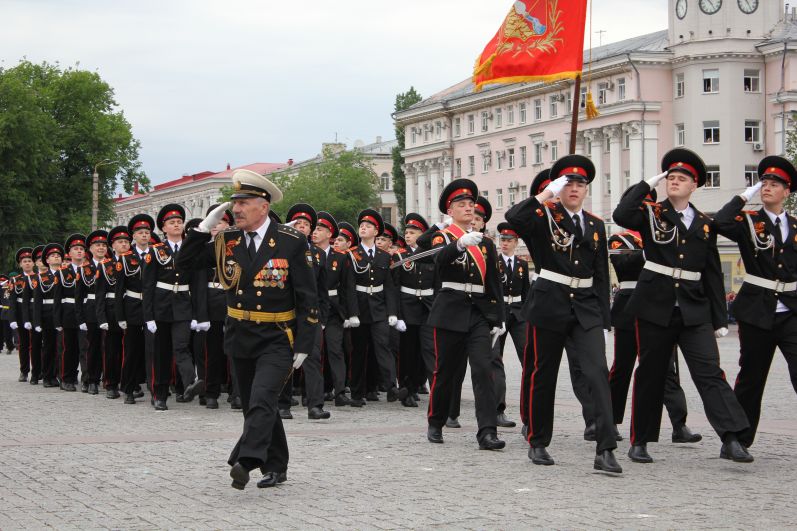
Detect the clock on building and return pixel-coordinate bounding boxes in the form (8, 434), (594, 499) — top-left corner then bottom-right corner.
(738, 0), (758, 14)
(699, 0), (722, 15)
(676, 0), (688, 19)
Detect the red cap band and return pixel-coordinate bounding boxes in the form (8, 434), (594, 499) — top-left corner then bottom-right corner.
(361, 215), (379, 227)
(500, 229), (518, 238)
(668, 162), (698, 181)
(407, 219), (425, 230)
(340, 228), (354, 241)
(132, 221), (151, 231)
(18, 252), (32, 260)
(113, 232), (131, 241)
(46, 248), (62, 257)
(90, 236), (107, 245)
(446, 188), (474, 209)
(763, 166), (791, 185)
(291, 212), (313, 223)
(318, 218), (335, 232)
(558, 166), (588, 179)
(474, 203), (486, 216)
(162, 210), (182, 221)
(70, 240), (85, 248)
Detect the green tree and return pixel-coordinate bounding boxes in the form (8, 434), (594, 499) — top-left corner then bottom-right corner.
(786, 127), (797, 215)
(271, 147), (379, 224)
(0, 60), (148, 271)
(391, 87), (422, 223)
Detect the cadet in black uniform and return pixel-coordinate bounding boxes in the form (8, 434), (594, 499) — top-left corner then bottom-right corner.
(53, 235), (86, 392)
(505, 155), (620, 473)
(0, 276), (14, 355)
(714, 156), (797, 449)
(613, 148), (752, 464)
(178, 169), (319, 490)
(76, 231), (108, 395)
(96, 227), (130, 399)
(9, 248), (36, 383)
(33, 244), (64, 388)
(30, 246), (47, 385)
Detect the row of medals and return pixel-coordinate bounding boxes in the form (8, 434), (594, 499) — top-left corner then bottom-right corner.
(253, 267), (287, 289)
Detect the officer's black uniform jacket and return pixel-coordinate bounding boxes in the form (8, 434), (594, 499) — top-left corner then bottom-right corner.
(608, 234), (644, 331)
(612, 181), (727, 329)
(8, 273), (33, 324)
(53, 265), (80, 329)
(714, 195), (797, 329)
(309, 243), (330, 326)
(143, 241), (193, 323)
(113, 249), (148, 326)
(177, 222), (319, 357)
(75, 261), (100, 325)
(392, 246), (436, 326)
(497, 255), (529, 322)
(349, 244), (397, 324)
(322, 247), (357, 322)
(506, 197), (611, 333)
(32, 270), (58, 329)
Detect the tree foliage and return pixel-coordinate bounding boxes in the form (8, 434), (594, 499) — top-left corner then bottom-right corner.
(271, 147), (380, 225)
(0, 60), (148, 271)
(785, 127), (797, 215)
(391, 87), (422, 223)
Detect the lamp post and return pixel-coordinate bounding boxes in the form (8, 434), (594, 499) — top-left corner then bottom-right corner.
(92, 159), (119, 230)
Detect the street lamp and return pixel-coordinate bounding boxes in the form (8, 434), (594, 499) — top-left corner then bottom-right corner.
(92, 159), (119, 230)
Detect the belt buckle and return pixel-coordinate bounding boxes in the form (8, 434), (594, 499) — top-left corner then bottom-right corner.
(569, 277), (580, 289)
(775, 280), (785, 293)
(507, 296), (514, 304)
(672, 268), (683, 280)
(242, 310), (251, 320)
(415, 289), (422, 297)
(367, 286), (373, 295)
(464, 283), (473, 294)
(172, 284), (178, 293)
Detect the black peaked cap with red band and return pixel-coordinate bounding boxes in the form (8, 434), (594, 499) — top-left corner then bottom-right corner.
(109, 226), (132, 243)
(87, 230), (109, 247)
(149, 232), (161, 245)
(357, 208), (384, 236)
(758, 155), (797, 193)
(43, 243), (65, 259)
(33, 245), (45, 262)
(64, 233), (87, 251)
(205, 204), (234, 226)
(661, 148), (707, 188)
(128, 214), (155, 235)
(475, 196), (492, 223)
(287, 203), (318, 232)
(404, 213), (429, 233)
(550, 154), (595, 185)
(317, 211), (339, 239)
(382, 223), (398, 243)
(16, 247), (33, 264)
(530, 169), (552, 196)
(496, 222), (519, 239)
(337, 221), (359, 247)
(439, 178), (479, 214)
(157, 203), (186, 230)
(184, 218), (202, 232)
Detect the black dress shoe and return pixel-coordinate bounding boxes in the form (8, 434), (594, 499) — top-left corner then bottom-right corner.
(230, 462), (250, 490)
(418, 384), (429, 394)
(334, 393), (352, 407)
(349, 398), (365, 407)
(365, 391), (380, 401)
(199, 396), (207, 406)
(672, 424), (702, 444)
(18, 372), (27, 382)
(64, 383), (76, 392)
(445, 417), (461, 429)
(387, 386), (408, 403)
(427, 425), (444, 444)
(290, 397), (299, 406)
(496, 413), (517, 428)
(613, 425), (624, 441)
(175, 394), (188, 403)
(230, 396), (242, 409)
(182, 378), (204, 402)
(154, 399), (168, 411)
(133, 389), (145, 399)
(279, 409), (293, 419)
(594, 450), (623, 474)
(528, 447), (555, 465)
(106, 388), (120, 399)
(628, 444), (653, 463)
(720, 436), (754, 463)
(30, 378), (39, 385)
(257, 471), (287, 488)
(206, 397), (219, 409)
(308, 406), (331, 419)
(583, 422), (596, 441)
(478, 432), (506, 450)
(124, 394), (136, 405)
(324, 391), (335, 402)
(401, 395), (418, 407)
(43, 380), (57, 388)
(80, 383), (88, 393)
(88, 383), (98, 395)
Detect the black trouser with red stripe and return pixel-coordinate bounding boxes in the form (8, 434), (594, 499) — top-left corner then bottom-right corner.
(102, 322), (123, 389)
(350, 321), (396, 400)
(193, 321), (226, 399)
(82, 324), (103, 385)
(631, 310), (748, 445)
(60, 327), (80, 384)
(153, 321), (193, 401)
(40, 325), (59, 383)
(121, 325), (145, 395)
(280, 326), (324, 409)
(323, 314), (347, 395)
(526, 318), (616, 453)
(609, 326), (688, 427)
(493, 313), (527, 414)
(735, 313), (797, 447)
(17, 323), (31, 376)
(428, 308), (497, 438)
(30, 328), (43, 381)
(398, 323), (426, 394)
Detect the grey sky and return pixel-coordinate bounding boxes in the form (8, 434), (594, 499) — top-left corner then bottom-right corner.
(1, 0), (668, 186)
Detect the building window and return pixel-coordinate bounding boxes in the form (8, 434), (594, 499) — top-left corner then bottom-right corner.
(435, 121), (442, 140)
(496, 152), (503, 170)
(705, 165), (721, 188)
(380, 172), (392, 191)
(566, 91), (573, 112)
(624, 170), (631, 189)
(676, 123), (685, 146)
(534, 99), (542, 121)
(508, 188), (516, 206)
(468, 156), (475, 176)
(703, 69), (719, 93)
(411, 129), (417, 145)
(604, 173), (611, 195)
(481, 112), (489, 132)
(598, 82), (608, 105)
(495, 108), (502, 128)
(507, 105), (515, 124)
(508, 148), (515, 169)
(454, 117), (461, 137)
(580, 85), (587, 109)
(481, 190), (489, 198)
(468, 114), (475, 134)
(519, 102), (527, 124)
(623, 130), (630, 149)
(617, 78), (626, 101)
(519, 146), (527, 167)
(424, 126), (430, 142)
(496, 189), (504, 208)
(744, 120), (761, 143)
(676, 73), (685, 98)
(744, 165), (758, 186)
(550, 140), (558, 161)
(743, 69), (760, 93)
(520, 185), (528, 199)
(455, 158), (462, 178)
(703, 121), (720, 143)
(604, 135), (611, 153)
(381, 207), (392, 223)
(549, 96), (558, 118)
(482, 154), (489, 173)
(585, 138), (592, 154)
(534, 143), (543, 164)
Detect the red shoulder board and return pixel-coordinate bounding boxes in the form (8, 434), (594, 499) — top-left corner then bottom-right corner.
(742, 210), (758, 216)
(152, 242), (164, 248)
(120, 250), (133, 256)
(543, 201), (557, 209)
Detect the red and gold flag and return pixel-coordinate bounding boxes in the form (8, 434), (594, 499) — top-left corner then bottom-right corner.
(472, 0), (589, 92)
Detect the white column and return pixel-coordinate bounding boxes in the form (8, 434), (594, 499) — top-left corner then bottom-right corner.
(429, 161), (441, 224)
(574, 132), (586, 156)
(585, 129), (603, 218)
(404, 164), (415, 216)
(642, 121), (660, 181)
(605, 125), (622, 223)
(416, 168), (427, 221)
(442, 157), (453, 187)
(628, 121), (644, 184)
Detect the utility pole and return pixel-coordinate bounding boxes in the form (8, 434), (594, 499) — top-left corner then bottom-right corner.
(595, 30), (607, 48)
(92, 160), (119, 230)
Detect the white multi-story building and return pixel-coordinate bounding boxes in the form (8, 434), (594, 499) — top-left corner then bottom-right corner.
(395, 0), (797, 290)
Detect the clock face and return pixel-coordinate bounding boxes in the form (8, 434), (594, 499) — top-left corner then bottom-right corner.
(738, 0), (758, 14)
(699, 0), (722, 14)
(676, 0), (688, 19)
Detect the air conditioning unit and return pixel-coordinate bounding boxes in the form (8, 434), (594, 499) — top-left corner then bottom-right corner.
(753, 142), (764, 152)
(551, 94), (564, 102)
(508, 180), (520, 189)
(606, 82), (615, 91)
(541, 141), (549, 149)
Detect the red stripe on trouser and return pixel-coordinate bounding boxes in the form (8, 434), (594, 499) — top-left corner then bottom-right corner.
(734, 325), (743, 388)
(61, 332), (66, 380)
(520, 324), (530, 423)
(630, 319), (640, 444)
(527, 326), (539, 442)
(102, 330), (108, 388)
(28, 330), (33, 368)
(427, 327), (440, 420)
(204, 337), (209, 382)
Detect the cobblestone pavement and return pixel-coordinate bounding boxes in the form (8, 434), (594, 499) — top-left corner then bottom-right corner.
(1, 326), (796, 530)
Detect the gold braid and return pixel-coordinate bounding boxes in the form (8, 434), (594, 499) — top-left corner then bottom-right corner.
(215, 232), (242, 292)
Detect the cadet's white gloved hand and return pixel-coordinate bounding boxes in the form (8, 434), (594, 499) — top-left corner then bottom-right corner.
(499, 323), (507, 336)
(457, 231), (483, 251)
(9, 322), (17, 330)
(395, 320), (407, 332)
(197, 321), (211, 332)
(293, 353), (308, 369)
(740, 181), (763, 202)
(146, 321), (157, 334)
(604, 329), (610, 344)
(198, 202), (230, 233)
(348, 316), (360, 328)
(118, 321), (127, 330)
(715, 327), (729, 338)
(342, 319), (351, 329)
(645, 171), (668, 188)
(285, 219), (298, 228)
(55, 326), (63, 332)
(490, 326), (502, 338)
(79, 323), (88, 332)
(35, 326), (42, 333)
(190, 319), (198, 331)
(388, 315), (398, 327)
(99, 323), (108, 331)
(544, 175), (570, 198)
(436, 215), (453, 230)
(24, 322), (32, 330)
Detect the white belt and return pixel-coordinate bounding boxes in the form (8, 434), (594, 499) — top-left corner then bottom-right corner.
(441, 281), (485, 294)
(125, 290), (143, 300)
(156, 281), (190, 293)
(529, 272), (539, 284)
(42, 299), (54, 305)
(328, 289), (338, 297)
(400, 286), (434, 297)
(105, 292), (115, 299)
(743, 274), (797, 293)
(538, 269), (594, 289)
(208, 282), (223, 290)
(356, 285), (383, 294)
(16, 297), (23, 303)
(643, 261), (701, 281)
(86, 294), (96, 300)
(619, 281), (637, 290)
(503, 295), (521, 304)
(62, 297), (76, 304)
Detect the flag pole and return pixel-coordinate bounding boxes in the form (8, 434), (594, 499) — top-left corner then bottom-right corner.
(569, 74), (582, 155)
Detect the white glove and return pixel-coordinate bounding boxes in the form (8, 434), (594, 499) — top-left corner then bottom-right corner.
(740, 181), (763, 202)
(292, 353), (308, 369)
(715, 327), (729, 338)
(490, 326), (502, 338)
(285, 219), (298, 228)
(24, 322), (32, 330)
(146, 321), (157, 334)
(99, 323), (109, 331)
(457, 231), (483, 250)
(190, 319), (198, 331)
(544, 175), (570, 198)
(118, 321), (127, 330)
(79, 323), (88, 332)
(9, 322), (17, 330)
(436, 215), (453, 230)
(645, 171), (668, 188)
(35, 326), (42, 333)
(197, 321), (211, 332)
(388, 315), (398, 327)
(349, 316), (360, 328)
(343, 319), (351, 329)
(499, 323), (507, 336)
(56, 326), (63, 332)
(198, 201), (231, 233)
(604, 329), (610, 344)
(395, 319), (407, 332)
